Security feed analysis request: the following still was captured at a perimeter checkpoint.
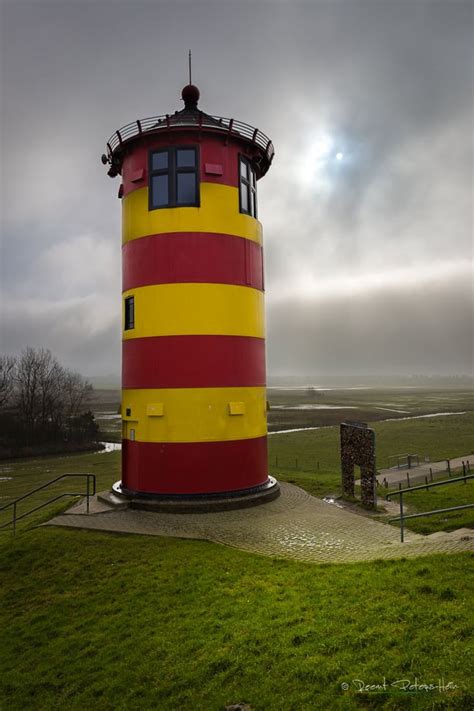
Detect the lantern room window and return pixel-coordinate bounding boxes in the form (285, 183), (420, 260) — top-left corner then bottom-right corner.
(124, 296), (135, 330)
(239, 157), (257, 218)
(149, 147), (199, 209)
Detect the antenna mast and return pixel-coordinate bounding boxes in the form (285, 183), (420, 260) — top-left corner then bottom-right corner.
(188, 50), (192, 85)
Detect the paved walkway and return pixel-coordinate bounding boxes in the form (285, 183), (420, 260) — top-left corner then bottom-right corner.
(46, 483), (473, 564)
(355, 455), (472, 487)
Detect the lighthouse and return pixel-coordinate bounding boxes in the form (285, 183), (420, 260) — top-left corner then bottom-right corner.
(102, 81), (278, 506)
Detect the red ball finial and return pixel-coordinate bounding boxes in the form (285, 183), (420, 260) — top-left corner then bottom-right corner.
(181, 84), (200, 109)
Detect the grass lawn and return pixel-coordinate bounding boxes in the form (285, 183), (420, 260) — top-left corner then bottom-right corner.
(268, 412), (474, 473)
(267, 413), (474, 510)
(1, 411), (473, 708)
(0, 529), (473, 710)
(0, 450), (120, 532)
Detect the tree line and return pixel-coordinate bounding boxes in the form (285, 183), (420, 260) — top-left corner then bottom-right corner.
(0, 348), (99, 457)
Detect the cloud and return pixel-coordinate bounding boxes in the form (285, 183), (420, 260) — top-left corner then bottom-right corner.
(267, 271), (473, 376)
(0, 0), (472, 377)
(1, 294), (120, 376)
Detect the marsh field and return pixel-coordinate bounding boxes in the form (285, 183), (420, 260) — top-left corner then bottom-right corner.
(2, 386), (473, 536)
(91, 384), (474, 441)
(0, 385), (473, 709)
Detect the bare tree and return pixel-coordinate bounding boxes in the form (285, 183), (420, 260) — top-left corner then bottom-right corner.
(14, 347), (94, 443)
(38, 352), (65, 436)
(63, 371), (93, 419)
(0, 348), (97, 453)
(16, 347), (44, 438)
(0, 354), (17, 409)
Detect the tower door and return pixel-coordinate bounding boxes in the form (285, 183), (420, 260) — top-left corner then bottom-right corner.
(122, 421), (137, 441)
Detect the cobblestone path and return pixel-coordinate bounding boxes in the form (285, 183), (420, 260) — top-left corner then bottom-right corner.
(46, 483), (473, 564)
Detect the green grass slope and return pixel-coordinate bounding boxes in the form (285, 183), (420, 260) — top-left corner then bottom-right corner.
(0, 530), (473, 710)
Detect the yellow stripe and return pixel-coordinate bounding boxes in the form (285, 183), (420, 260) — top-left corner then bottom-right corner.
(123, 283), (265, 339)
(122, 183), (262, 245)
(121, 386), (267, 443)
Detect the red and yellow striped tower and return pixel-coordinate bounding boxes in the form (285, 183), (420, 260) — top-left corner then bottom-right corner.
(102, 84), (278, 504)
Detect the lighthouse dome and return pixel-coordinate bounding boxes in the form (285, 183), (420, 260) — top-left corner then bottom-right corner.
(181, 84), (200, 109)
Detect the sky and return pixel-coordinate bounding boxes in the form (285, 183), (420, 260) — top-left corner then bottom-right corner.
(0, 0), (472, 379)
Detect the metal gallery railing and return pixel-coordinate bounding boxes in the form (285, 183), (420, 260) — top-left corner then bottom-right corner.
(0, 473), (96, 535)
(105, 113), (275, 164)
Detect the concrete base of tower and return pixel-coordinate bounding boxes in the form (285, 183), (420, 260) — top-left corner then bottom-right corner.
(108, 476), (280, 513)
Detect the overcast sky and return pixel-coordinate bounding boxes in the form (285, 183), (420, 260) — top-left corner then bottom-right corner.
(1, 0), (472, 378)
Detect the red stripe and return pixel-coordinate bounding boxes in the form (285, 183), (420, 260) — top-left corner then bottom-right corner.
(122, 436), (268, 494)
(122, 335), (266, 388)
(121, 133), (244, 196)
(123, 232), (263, 291)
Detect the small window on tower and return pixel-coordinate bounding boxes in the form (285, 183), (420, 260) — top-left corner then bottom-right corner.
(152, 151), (168, 171)
(177, 172), (196, 204)
(149, 147), (199, 209)
(124, 296), (135, 330)
(151, 174), (169, 207)
(239, 156), (257, 218)
(176, 149), (196, 168)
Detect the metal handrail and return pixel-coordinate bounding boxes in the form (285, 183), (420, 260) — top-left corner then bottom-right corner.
(0, 473), (96, 535)
(105, 113), (275, 164)
(386, 474), (474, 542)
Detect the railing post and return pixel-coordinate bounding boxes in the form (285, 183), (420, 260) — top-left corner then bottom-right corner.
(86, 475), (90, 514)
(430, 467), (433, 482)
(406, 471), (410, 487)
(13, 501), (17, 536)
(400, 493), (404, 543)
